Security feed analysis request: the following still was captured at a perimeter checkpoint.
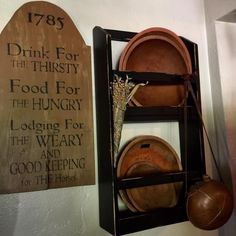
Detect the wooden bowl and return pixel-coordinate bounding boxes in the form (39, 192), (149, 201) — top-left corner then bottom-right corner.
(126, 161), (179, 212)
(117, 135), (182, 212)
(119, 27), (192, 106)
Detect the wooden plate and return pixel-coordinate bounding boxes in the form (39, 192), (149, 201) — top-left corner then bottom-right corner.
(117, 135), (182, 212)
(126, 161), (178, 212)
(119, 27), (192, 107)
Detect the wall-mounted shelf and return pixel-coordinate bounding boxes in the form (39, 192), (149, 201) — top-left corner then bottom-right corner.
(93, 26), (206, 236)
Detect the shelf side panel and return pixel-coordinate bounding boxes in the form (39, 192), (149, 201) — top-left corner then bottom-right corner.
(93, 26), (116, 235)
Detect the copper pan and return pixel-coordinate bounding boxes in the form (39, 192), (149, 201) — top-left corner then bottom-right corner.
(119, 27), (192, 106)
(117, 135), (182, 212)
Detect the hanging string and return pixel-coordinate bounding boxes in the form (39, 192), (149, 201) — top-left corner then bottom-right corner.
(184, 74), (224, 183)
(183, 79), (189, 197)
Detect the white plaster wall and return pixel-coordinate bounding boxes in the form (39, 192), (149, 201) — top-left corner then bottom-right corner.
(0, 0), (217, 236)
(203, 1), (236, 236)
(215, 18), (236, 211)
(203, 0), (236, 186)
(215, 19), (236, 160)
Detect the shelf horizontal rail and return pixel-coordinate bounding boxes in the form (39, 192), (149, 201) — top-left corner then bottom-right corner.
(124, 106), (182, 121)
(117, 171), (201, 190)
(113, 70), (187, 84)
(105, 28), (137, 42)
(124, 106), (199, 122)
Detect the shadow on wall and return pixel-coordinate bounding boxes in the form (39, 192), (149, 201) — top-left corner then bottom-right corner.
(217, 9), (236, 23)
(215, 8), (236, 236)
(0, 194), (19, 236)
(218, 10), (236, 60)
(219, 211), (236, 236)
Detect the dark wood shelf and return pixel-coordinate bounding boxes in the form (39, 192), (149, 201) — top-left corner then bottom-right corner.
(93, 26), (206, 236)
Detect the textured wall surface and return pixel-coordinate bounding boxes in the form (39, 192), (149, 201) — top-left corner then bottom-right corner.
(204, 0), (236, 187)
(204, 1), (236, 236)
(0, 0), (228, 235)
(215, 17), (236, 236)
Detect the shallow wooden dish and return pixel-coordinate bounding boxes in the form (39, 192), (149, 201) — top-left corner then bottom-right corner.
(119, 27), (192, 106)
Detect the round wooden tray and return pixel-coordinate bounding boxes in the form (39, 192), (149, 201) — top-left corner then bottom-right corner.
(126, 161), (178, 212)
(119, 27), (192, 107)
(117, 135), (182, 212)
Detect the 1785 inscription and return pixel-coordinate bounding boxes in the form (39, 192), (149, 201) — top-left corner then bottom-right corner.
(0, 1), (94, 193)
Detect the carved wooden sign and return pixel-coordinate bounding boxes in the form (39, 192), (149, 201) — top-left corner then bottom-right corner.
(0, 1), (95, 193)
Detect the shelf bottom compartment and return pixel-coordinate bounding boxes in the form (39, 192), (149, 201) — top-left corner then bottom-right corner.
(114, 171), (203, 235)
(117, 205), (188, 235)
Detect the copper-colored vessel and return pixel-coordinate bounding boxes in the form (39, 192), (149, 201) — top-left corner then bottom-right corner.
(117, 135), (182, 212)
(187, 177), (234, 230)
(119, 27), (192, 106)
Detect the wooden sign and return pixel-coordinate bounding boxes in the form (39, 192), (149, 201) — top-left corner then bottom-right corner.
(0, 1), (95, 193)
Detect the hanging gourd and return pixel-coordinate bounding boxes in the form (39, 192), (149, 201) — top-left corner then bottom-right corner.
(184, 78), (234, 230)
(186, 175), (233, 230)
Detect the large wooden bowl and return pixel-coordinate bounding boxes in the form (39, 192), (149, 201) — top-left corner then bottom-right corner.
(119, 27), (192, 106)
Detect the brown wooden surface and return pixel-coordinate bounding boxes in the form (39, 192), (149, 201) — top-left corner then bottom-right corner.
(117, 135), (182, 212)
(119, 27), (192, 107)
(0, 1), (94, 193)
